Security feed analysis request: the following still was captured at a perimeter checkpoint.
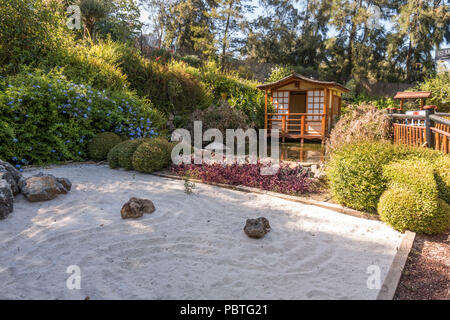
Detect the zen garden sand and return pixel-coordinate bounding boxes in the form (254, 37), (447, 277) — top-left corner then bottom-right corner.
(0, 164), (404, 299)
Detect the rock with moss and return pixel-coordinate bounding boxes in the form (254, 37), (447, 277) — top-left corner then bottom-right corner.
(87, 132), (122, 161)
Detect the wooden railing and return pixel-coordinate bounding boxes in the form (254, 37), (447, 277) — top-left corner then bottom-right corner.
(267, 113), (326, 139)
(430, 114), (450, 154)
(391, 112), (450, 154)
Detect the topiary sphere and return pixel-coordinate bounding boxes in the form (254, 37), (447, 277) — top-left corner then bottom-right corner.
(378, 186), (450, 235)
(107, 140), (128, 169)
(87, 132), (122, 161)
(131, 137), (173, 173)
(118, 139), (150, 170)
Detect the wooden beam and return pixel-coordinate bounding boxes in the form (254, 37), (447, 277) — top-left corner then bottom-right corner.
(264, 90), (268, 130)
(323, 88), (329, 136)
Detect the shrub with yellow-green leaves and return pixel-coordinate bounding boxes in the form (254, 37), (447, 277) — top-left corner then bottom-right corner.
(131, 137), (173, 173)
(378, 159), (450, 235)
(433, 156), (450, 204)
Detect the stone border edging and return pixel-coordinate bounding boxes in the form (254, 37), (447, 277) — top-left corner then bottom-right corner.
(151, 171), (380, 221)
(376, 230), (416, 300)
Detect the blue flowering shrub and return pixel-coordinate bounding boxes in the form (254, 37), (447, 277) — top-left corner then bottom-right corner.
(0, 68), (166, 167)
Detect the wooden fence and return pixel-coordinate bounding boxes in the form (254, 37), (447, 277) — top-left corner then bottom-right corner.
(390, 111), (450, 154)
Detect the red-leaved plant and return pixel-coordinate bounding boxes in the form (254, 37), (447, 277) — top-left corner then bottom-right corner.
(171, 161), (315, 195)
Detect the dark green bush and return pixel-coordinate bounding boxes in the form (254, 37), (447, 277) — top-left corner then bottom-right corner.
(118, 139), (149, 170)
(114, 48), (210, 118)
(0, 68), (166, 166)
(378, 159), (450, 234)
(186, 100), (252, 143)
(87, 132), (122, 161)
(132, 137), (173, 173)
(0, 0), (69, 74)
(107, 141), (126, 168)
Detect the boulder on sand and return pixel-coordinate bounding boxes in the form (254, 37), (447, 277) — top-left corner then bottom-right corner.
(121, 197), (155, 219)
(0, 160), (22, 195)
(0, 180), (14, 219)
(19, 173), (72, 202)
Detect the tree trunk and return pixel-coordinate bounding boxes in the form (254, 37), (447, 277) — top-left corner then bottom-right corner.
(405, 38), (412, 82)
(220, 2), (233, 72)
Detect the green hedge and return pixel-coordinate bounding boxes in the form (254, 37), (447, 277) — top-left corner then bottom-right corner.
(326, 142), (407, 212)
(326, 141), (446, 213)
(378, 159), (450, 234)
(87, 132), (122, 161)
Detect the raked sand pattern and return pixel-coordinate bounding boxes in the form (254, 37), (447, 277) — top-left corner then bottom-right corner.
(0, 164), (404, 299)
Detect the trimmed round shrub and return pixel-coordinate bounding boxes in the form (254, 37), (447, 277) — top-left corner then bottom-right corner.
(107, 140), (127, 168)
(87, 132), (122, 161)
(118, 139), (149, 170)
(378, 187), (450, 235)
(132, 137), (173, 173)
(378, 159), (450, 234)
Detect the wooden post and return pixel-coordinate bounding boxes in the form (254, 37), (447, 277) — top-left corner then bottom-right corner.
(323, 88), (328, 136)
(425, 109), (434, 149)
(321, 115), (326, 143)
(264, 90), (268, 130)
(281, 114), (286, 143)
(300, 114), (305, 135)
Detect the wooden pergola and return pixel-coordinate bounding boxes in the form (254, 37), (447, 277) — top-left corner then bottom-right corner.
(393, 91), (432, 110)
(257, 73), (349, 143)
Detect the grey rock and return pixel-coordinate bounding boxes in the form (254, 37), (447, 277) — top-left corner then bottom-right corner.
(0, 160), (22, 182)
(19, 173), (71, 202)
(0, 160), (22, 195)
(121, 197), (155, 219)
(0, 180), (14, 219)
(56, 177), (72, 191)
(244, 217), (271, 239)
(0, 171), (19, 195)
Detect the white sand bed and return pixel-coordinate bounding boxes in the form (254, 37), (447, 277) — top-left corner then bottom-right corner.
(0, 164), (404, 300)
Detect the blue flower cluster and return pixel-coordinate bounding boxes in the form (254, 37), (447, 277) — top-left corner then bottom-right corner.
(1, 70), (163, 165)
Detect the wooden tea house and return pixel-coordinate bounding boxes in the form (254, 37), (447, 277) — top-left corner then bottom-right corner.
(257, 73), (349, 142)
